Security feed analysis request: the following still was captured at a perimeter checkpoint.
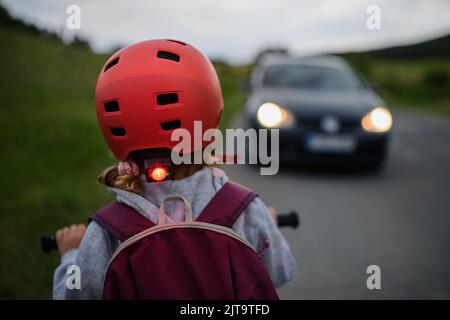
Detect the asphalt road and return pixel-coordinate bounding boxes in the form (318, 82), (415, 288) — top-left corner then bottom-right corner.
(225, 110), (450, 299)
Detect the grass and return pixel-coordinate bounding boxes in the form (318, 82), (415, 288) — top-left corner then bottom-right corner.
(346, 55), (450, 118)
(0, 27), (111, 298)
(0, 26), (246, 298)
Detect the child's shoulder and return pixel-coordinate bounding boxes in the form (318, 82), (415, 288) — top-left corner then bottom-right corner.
(210, 166), (229, 190)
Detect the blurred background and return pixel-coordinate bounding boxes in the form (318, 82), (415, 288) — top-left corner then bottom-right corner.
(0, 0), (449, 299)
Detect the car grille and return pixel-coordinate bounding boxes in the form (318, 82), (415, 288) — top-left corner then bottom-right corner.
(296, 116), (361, 133)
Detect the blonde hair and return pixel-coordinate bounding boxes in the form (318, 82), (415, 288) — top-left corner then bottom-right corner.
(97, 149), (213, 193)
(97, 165), (142, 194)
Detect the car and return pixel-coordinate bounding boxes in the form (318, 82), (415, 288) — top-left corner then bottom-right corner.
(242, 55), (393, 169)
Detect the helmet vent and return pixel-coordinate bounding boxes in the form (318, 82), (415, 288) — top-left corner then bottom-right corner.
(104, 57), (120, 72)
(166, 39), (186, 46)
(104, 101), (119, 112)
(110, 127), (126, 136)
(157, 51), (180, 62)
(161, 120), (181, 131)
(157, 93), (179, 105)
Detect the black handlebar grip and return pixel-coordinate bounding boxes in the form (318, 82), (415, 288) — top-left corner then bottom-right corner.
(41, 210), (301, 252)
(277, 211), (300, 229)
(41, 235), (58, 253)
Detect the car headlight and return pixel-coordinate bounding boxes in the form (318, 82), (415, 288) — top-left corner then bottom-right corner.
(256, 102), (294, 128)
(361, 107), (393, 133)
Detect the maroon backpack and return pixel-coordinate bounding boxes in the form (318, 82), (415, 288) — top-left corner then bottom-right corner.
(90, 181), (279, 300)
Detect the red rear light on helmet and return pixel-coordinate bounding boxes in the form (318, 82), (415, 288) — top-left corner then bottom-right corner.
(146, 166), (168, 182)
(144, 157), (171, 182)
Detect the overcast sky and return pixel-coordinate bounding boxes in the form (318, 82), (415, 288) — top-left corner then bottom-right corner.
(2, 0), (450, 63)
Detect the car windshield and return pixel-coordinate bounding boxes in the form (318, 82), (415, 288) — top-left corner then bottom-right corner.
(262, 64), (361, 91)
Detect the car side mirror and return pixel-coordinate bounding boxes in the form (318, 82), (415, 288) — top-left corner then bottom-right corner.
(240, 79), (251, 93)
(369, 81), (381, 93)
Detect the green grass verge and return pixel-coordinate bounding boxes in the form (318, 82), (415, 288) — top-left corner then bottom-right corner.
(346, 54), (450, 118)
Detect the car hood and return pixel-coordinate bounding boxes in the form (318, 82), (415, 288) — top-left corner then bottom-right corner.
(251, 88), (383, 116)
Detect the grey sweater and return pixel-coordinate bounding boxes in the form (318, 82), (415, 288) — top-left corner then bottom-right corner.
(53, 167), (296, 299)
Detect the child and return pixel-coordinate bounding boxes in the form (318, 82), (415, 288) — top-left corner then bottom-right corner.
(53, 39), (296, 299)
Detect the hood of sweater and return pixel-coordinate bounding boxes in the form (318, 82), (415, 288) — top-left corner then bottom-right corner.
(107, 166), (229, 224)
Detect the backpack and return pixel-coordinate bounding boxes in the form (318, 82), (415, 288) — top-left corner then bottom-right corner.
(90, 181), (279, 300)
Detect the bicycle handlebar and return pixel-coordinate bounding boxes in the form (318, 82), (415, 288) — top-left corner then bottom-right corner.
(40, 211), (300, 253)
(277, 211), (300, 229)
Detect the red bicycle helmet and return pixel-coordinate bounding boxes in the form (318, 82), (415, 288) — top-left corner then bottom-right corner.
(95, 39), (223, 160)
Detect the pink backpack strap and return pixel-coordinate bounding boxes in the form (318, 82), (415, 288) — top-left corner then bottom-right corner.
(90, 202), (155, 242)
(90, 181), (256, 240)
(197, 181), (257, 227)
